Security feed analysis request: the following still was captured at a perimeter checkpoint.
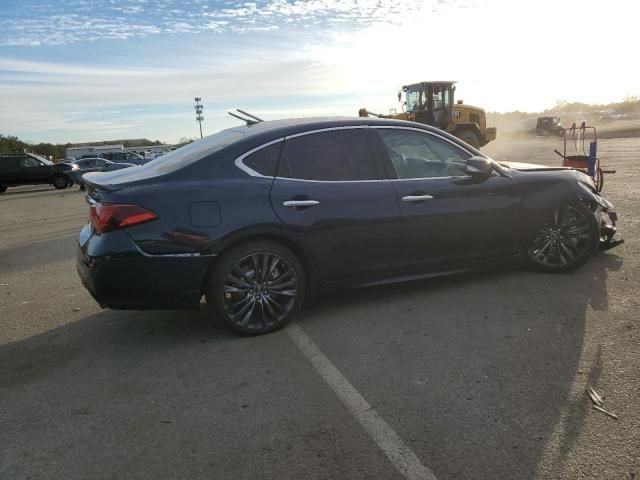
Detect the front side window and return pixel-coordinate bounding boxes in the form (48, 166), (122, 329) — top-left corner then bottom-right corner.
(279, 129), (377, 181)
(20, 157), (42, 168)
(378, 129), (471, 179)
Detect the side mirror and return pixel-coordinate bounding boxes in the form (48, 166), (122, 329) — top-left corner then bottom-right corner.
(465, 156), (493, 178)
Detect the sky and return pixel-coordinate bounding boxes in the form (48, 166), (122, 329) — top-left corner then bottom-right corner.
(0, 0), (638, 144)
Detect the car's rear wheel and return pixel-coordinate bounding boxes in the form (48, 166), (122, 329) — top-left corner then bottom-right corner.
(206, 240), (305, 335)
(0, 185), (7, 193)
(51, 175), (70, 189)
(525, 203), (599, 272)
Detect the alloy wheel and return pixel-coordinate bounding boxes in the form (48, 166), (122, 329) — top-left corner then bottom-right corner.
(527, 205), (594, 267)
(221, 251), (298, 331)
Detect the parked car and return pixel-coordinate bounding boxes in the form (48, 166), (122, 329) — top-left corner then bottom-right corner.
(70, 158), (136, 189)
(77, 117), (620, 335)
(0, 152), (74, 192)
(78, 151), (147, 165)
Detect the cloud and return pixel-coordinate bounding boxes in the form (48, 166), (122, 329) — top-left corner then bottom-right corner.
(0, 0), (474, 46)
(1, 0), (637, 144)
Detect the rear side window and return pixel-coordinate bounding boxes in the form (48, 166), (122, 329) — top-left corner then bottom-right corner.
(279, 129), (377, 181)
(0, 157), (19, 171)
(241, 141), (283, 177)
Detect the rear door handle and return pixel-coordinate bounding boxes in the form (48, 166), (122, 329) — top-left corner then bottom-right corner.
(402, 195), (434, 202)
(282, 200), (320, 208)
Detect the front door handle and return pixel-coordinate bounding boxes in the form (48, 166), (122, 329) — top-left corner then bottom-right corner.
(402, 194), (434, 202)
(283, 200), (320, 208)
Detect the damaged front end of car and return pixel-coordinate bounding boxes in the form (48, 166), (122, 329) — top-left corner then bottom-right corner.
(596, 198), (624, 251)
(577, 177), (624, 251)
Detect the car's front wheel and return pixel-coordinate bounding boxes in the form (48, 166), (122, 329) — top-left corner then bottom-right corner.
(206, 240), (305, 335)
(0, 185), (7, 193)
(51, 174), (70, 189)
(525, 203), (600, 272)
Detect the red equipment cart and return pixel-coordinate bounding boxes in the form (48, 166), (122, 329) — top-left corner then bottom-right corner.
(554, 122), (604, 192)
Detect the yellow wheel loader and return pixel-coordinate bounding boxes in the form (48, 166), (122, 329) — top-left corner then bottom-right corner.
(359, 81), (496, 148)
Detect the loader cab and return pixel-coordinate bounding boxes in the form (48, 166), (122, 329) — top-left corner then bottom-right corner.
(401, 81), (456, 130)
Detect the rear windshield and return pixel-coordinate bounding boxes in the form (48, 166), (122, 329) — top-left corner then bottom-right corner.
(142, 130), (245, 174)
(93, 129), (245, 183)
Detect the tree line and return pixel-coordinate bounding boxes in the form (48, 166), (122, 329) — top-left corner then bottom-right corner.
(0, 134), (166, 159)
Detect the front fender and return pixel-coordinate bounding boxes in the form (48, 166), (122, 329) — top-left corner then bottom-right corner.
(516, 170), (617, 241)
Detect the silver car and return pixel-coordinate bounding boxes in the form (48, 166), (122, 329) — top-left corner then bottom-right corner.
(70, 158), (135, 189)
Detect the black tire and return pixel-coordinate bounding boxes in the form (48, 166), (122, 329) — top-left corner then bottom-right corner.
(80, 184), (86, 191)
(51, 175), (70, 190)
(457, 129), (481, 149)
(206, 240), (306, 335)
(0, 185), (7, 193)
(524, 202), (600, 273)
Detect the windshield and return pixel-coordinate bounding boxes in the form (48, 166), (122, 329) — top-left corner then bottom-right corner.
(405, 86), (424, 113)
(28, 153), (53, 165)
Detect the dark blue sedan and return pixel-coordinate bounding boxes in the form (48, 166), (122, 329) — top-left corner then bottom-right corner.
(77, 117), (619, 334)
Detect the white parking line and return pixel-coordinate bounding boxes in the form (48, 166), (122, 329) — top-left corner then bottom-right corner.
(286, 323), (438, 480)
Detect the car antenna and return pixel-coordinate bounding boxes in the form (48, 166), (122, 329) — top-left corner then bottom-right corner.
(227, 108), (264, 126)
(236, 109), (263, 122)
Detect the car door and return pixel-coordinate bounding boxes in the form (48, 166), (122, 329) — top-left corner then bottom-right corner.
(269, 127), (401, 282)
(0, 157), (19, 184)
(373, 126), (521, 269)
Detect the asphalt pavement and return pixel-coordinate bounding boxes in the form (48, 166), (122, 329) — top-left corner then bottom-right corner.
(1, 138), (638, 480)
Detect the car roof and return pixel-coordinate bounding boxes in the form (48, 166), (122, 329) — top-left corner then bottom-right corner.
(219, 116), (451, 147)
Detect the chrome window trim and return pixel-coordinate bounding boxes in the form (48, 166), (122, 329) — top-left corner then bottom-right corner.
(233, 124), (479, 183)
(234, 125), (376, 182)
(284, 125), (369, 140)
(234, 138), (285, 178)
(272, 177), (389, 184)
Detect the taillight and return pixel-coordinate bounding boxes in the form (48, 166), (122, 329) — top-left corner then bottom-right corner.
(90, 203), (158, 234)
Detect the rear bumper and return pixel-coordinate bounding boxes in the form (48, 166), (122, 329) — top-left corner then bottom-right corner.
(76, 226), (214, 310)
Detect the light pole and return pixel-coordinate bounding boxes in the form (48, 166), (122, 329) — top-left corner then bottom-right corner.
(194, 97), (204, 139)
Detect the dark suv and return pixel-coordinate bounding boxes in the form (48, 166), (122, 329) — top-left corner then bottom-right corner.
(0, 152), (74, 192)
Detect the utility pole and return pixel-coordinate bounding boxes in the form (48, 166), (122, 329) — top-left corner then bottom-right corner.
(194, 97), (204, 139)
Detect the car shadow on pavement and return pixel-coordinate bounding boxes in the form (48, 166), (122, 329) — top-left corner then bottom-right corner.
(0, 251), (623, 480)
(0, 307), (240, 390)
(294, 251), (623, 479)
(0, 304), (330, 479)
(0, 187), (82, 200)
